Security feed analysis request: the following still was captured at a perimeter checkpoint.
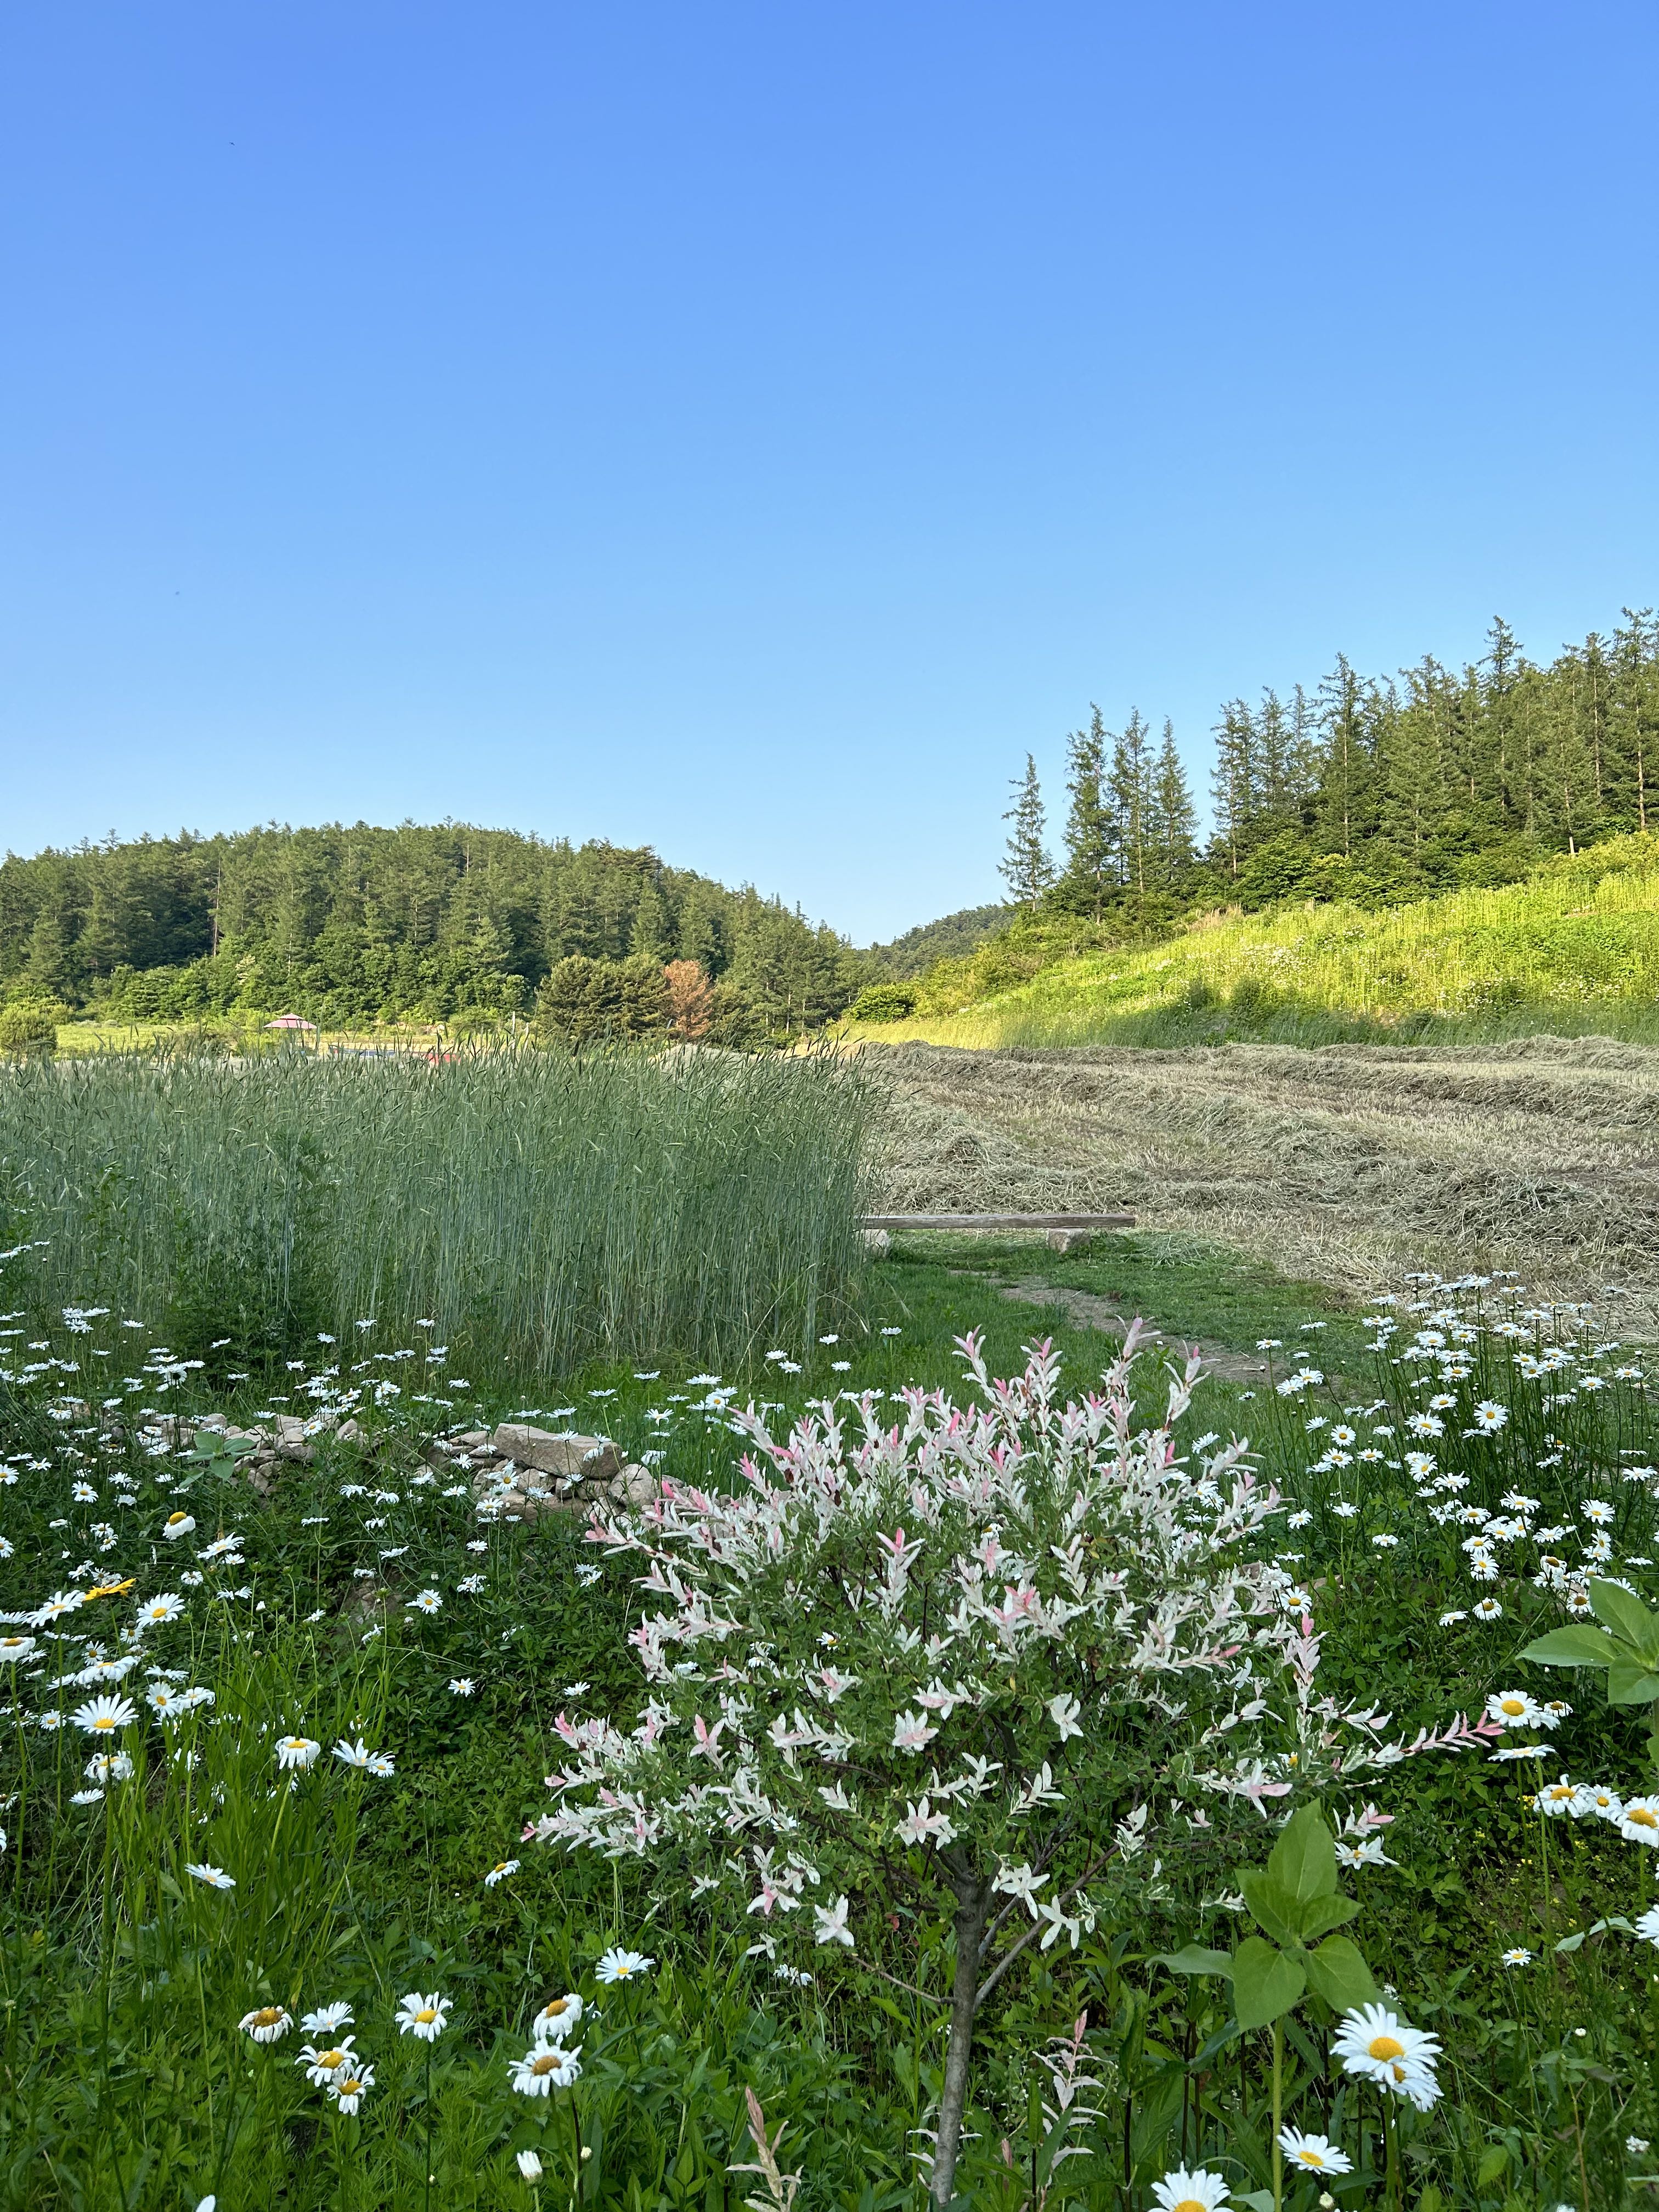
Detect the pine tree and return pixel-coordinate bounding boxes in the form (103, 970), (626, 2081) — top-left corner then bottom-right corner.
(1210, 701), (1256, 876)
(1061, 711), (1110, 916)
(1000, 755), (1054, 907)
(1107, 709), (1154, 894)
(1147, 723), (1197, 887)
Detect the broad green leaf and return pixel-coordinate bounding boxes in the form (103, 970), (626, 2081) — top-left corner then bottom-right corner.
(1604, 1660), (1659, 1706)
(1519, 1624), (1620, 1668)
(1301, 1933), (1378, 2013)
(1238, 1871), (1300, 1950)
(1265, 1802), (1338, 1906)
(1154, 1944), (1233, 1978)
(1589, 1578), (1659, 1657)
(1297, 1892), (1359, 1941)
(1476, 2145), (1510, 2188)
(1229, 1935), (1306, 2030)
(1558, 1916), (1634, 1951)
(1237, 2195), (1276, 2212)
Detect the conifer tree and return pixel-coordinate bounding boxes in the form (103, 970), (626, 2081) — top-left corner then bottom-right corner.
(999, 754), (1054, 907)
(1107, 709), (1154, 894)
(1147, 722), (1197, 887)
(1061, 711), (1110, 916)
(1210, 701), (1256, 876)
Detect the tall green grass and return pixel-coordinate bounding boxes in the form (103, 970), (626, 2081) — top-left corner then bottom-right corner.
(0, 1045), (875, 1376)
(852, 833), (1659, 1048)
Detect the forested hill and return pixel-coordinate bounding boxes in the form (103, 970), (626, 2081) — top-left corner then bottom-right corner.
(1026, 608), (1659, 922)
(0, 823), (865, 1035)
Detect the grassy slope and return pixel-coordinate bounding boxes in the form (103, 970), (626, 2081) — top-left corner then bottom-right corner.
(846, 833), (1659, 1048)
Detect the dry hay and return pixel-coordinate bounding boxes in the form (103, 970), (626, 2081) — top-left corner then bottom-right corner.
(866, 1036), (1659, 1316)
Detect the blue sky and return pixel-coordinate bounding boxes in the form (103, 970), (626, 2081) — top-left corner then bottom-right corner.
(3, 3), (1656, 941)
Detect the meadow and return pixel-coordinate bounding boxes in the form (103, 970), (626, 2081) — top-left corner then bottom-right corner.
(870, 1035), (1659, 1310)
(850, 837), (1659, 1052)
(5, 1049), (1659, 2210)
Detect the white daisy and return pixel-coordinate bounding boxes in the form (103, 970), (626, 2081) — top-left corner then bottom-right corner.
(71, 1693), (137, 1736)
(531, 1993), (584, 2042)
(239, 2005), (293, 2044)
(328, 2062), (374, 2115)
(1149, 2170), (1233, 2212)
(1333, 2004), (1440, 2107)
(394, 1991), (452, 2042)
(510, 2042), (582, 2095)
(1277, 2128), (1352, 2176)
(595, 1945), (654, 1983)
(297, 2034), (357, 2086)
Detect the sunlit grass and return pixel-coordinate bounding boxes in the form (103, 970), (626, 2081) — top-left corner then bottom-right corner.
(847, 833), (1659, 1048)
(0, 1042), (876, 1378)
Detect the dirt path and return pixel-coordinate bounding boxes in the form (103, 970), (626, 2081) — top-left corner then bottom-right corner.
(996, 1277), (1271, 1381)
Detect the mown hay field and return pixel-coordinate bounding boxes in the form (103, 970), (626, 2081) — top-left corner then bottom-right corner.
(869, 1034), (1659, 1312)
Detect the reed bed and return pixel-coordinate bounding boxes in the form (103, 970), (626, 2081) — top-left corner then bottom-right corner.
(0, 1044), (875, 1375)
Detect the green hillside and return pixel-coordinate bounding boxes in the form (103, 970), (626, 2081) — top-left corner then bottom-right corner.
(846, 832), (1659, 1047)
(0, 822), (866, 1040)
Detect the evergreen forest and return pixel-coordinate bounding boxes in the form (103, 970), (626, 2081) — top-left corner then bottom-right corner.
(0, 825), (865, 1040)
(5, 607), (1657, 1039)
(1019, 608), (1659, 922)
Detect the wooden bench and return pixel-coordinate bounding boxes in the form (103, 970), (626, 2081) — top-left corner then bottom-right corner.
(859, 1211), (1135, 1254)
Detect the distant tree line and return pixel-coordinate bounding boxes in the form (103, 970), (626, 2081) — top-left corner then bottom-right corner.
(0, 823), (864, 1040)
(1003, 609), (1659, 918)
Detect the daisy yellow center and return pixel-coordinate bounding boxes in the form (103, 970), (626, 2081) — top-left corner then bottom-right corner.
(319, 2048), (346, 2068)
(92, 1716), (116, 1730)
(531, 2053), (561, 2075)
(415, 2008), (437, 2024)
(1293, 2149), (1327, 2168)
(1632, 1809), (1658, 1830)
(1499, 1699), (1527, 1715)
(1173, 2200), (1207, 2212)
(252, 2008), (284, 2029)
(339, 2076), (364, 2095)
(1367, 2034), (1406, 2061)
(166, 1513), (188, 1526)
(544, 2000), (571, 2018)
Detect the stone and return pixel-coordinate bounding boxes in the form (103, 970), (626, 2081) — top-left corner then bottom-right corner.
(1045, 1228), (1093, 1256)
(610, 1463), (658, 1509)
(489, 1425), (621, 1482)
(861, 1227), (891, 1257)
(336, 1419), (366, 1446)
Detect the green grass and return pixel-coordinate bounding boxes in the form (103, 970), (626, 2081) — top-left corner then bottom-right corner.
(0, 1042), (876, 1379)
(847, 833), (1659, 1048)
(7, 1216), (1659, 2207)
